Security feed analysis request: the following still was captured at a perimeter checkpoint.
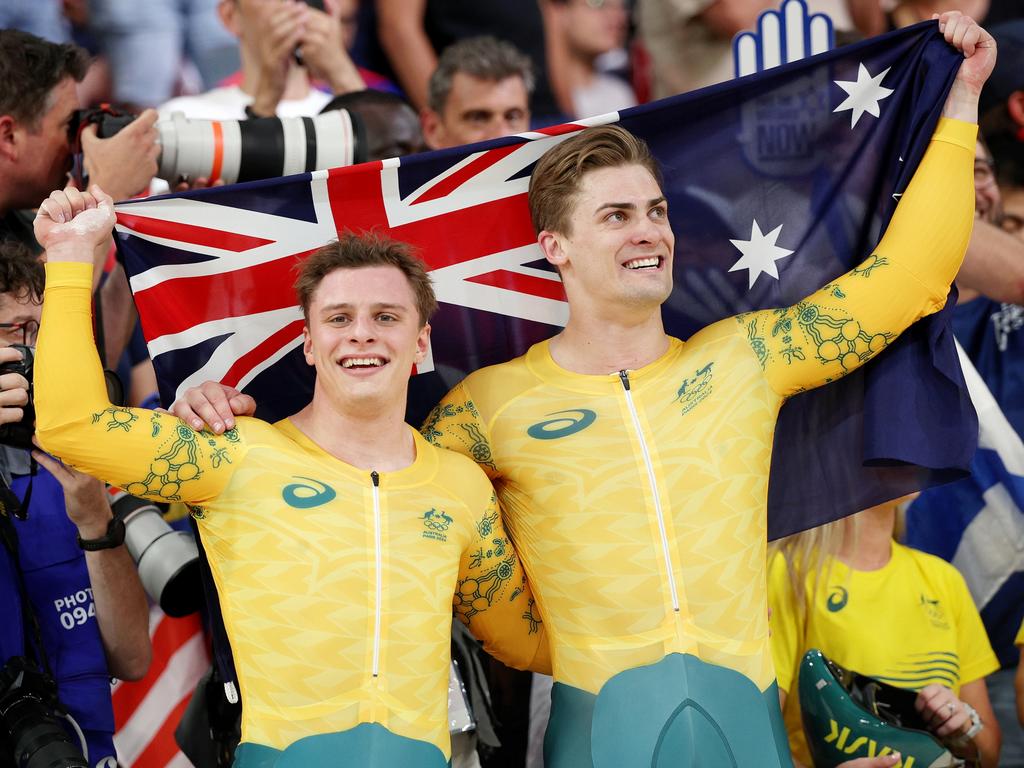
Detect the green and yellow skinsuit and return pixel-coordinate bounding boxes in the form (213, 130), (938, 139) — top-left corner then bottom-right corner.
(35, 266), (549, 767)
(422, 118), (977, 768)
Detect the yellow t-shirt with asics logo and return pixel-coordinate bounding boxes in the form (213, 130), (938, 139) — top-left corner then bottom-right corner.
(768, 543), (999, 765)
(35, 263), (547, 764)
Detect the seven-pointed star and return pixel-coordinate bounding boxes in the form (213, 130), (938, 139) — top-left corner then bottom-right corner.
(833, 63), (894, 128)
(728, 220), (795, 289)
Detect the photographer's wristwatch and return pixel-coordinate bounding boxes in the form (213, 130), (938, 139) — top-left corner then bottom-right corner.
(77, 515), (126, 551)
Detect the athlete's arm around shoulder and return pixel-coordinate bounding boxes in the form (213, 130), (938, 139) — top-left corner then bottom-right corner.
(33, 187), (243, 506)
(733, 13), (996, 398)
(441, 447), (551, 675)
(421, 374), (504, 480)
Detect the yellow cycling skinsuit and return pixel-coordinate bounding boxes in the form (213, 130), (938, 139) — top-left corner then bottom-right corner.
(768, 544), (999, 765)
(422, 118), (977, 768)
(35, 263), (549, 767)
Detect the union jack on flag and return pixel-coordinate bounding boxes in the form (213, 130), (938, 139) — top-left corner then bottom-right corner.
(114, 22), (976, 540)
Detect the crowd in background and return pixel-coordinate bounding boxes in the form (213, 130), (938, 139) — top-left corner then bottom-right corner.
(0, 1), (1022, 767)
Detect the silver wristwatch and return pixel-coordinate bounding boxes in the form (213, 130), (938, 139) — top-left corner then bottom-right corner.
(949, 702), (983, 748)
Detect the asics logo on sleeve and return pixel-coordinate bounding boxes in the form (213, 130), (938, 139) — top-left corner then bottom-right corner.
(527, 409), (597, 440)
(282, 477), (337, 508)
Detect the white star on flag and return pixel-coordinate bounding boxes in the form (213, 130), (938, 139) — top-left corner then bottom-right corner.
(728, 220), (795, 289)
(833, 63), (894, 128)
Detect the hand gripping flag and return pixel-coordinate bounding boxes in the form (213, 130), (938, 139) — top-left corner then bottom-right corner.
(113, 21), (976, 540)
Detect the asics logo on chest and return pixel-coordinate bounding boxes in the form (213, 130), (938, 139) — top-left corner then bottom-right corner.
(282, 477), (337, 508)
(826, 586), (848, 612)
(527, 409), (597, 440)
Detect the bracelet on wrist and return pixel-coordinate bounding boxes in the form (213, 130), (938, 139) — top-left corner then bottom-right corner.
(947, 702), (983, 749)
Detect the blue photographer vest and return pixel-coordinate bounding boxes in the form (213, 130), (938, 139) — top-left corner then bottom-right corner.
(4, 462), (118, 767)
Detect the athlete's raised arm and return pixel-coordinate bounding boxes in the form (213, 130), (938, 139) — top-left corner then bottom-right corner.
(734, 13), (995, 397)
(34, 187), (243, 506)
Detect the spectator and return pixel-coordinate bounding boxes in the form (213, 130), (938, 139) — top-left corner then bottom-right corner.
(319, 89), (427, 160)
(422, 36), (533, 150)
(636, 0), (861, 97)
(0, 0), (70, 43)
(955, 138), (1024, 304)
(979, 21), (1023, 197)
(376, 0), (561, 123)
(88, 0), (240, 110)
(0, 30), (158, 240)
(0, 241), (151, 766)
(936, 137), (1024, 767)
(0, 29), (154, 369)
(885, 0), (990, 30)
(159, 0), (364, 121)
(769, 497), (1002, 767)
(543, 0), (636, 119)
(1004, 186), (1024, 238)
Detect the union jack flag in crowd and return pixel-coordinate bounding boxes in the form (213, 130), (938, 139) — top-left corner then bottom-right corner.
(114, 21), (976, 541)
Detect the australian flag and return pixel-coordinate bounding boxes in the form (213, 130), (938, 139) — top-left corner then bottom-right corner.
(113, 21), (976, 540)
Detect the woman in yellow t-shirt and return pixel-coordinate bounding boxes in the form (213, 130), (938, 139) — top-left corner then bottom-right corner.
(768, 496), (1002, 768)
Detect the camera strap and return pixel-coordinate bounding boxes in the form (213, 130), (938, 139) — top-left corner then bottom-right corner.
(0, 478), (55, 680)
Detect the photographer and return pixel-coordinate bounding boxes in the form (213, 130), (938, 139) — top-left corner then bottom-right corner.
(0, 242), (150, 766)
(0, 28), (157, 369)
(159, 0), (364, 122)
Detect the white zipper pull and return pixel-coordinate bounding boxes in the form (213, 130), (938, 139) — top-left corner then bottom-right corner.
(224, 681), (238, 704)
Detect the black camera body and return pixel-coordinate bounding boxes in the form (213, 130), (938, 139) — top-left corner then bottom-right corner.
(0, 345), (34, 453)
(0, 657), (87, 768)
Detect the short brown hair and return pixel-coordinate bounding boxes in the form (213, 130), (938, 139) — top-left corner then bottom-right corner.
(427, 36), (534, 114)
(294, 232), (438, 327)
(528, 125), (662, 236)
(0, 30), (89, 128)
(0, 240), (44, 303)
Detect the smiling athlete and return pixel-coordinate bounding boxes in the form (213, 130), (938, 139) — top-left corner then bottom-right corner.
(32, 201), (547, 767)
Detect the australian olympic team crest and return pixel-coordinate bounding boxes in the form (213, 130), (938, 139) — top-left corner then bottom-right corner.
(421, 508), (454, 542)
(675, 362), (714, 416)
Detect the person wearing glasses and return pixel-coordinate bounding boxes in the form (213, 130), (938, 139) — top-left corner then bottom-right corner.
(0, 240), (151, 767)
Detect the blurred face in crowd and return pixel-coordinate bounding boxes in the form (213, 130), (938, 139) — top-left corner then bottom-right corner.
(334, 0), (359, 50)
(1002, 187), (1024, 240)
(1, 77), (77, 210)
(357, 101), (428, 160)
(542, 163), (674, 318)
(0, 290), (41, 349)
(561, 0), (628, 60)
(422, 73), (530, 150)
(221, 0), (358, 51)
(974, 141), (1001, 224)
